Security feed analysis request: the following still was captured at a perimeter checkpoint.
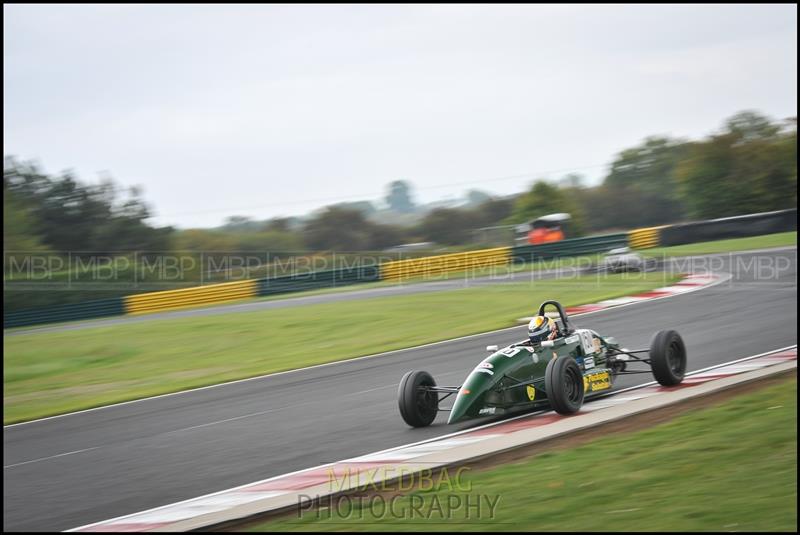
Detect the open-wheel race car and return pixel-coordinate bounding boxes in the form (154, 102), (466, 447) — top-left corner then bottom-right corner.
(398, 300), (687, 427)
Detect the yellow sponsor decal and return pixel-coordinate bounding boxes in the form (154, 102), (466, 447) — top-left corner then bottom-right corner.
(526, 385), (536, 401)
(584, 371), (611, 392)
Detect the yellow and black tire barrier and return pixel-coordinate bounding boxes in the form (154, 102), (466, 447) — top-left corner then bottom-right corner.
(380, 247), (511, 281)
(124, 279), (259, 315)
(628, 226), (665, 249)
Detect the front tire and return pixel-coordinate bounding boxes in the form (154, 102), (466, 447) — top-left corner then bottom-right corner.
(398, 370), (439, 427)
(649, 330), (687, 386)
(545, 356), (585, 414)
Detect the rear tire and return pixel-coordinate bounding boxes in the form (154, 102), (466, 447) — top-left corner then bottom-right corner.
(545, 356), (585, 414)
(649, 330), (687, 386)
(398, 370), (439, 427)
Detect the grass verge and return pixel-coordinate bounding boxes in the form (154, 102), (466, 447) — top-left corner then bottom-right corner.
(4, 272), (678, 424)
(644, 231), (796, 258)
(247, 377), (798, 532)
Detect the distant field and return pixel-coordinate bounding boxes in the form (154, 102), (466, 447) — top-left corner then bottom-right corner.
(250, 230), (797, 288)
(4, 231), (793, 330)
(4, 272), (678, 424)
(249, 377), (798, 532)
(644, 231), (796, 258)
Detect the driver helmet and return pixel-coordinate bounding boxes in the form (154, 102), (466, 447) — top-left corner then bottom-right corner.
(528, 315), (557, 345)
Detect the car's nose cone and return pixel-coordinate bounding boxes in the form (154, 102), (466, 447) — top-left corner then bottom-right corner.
(447, 381), (491, 424)
(447, 390), (473, 424)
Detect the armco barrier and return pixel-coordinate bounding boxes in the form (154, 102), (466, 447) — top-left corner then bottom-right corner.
(124, 279), (259, 314)
(3, 267), (381, 327)
(380, 247), (511, 281)
(661, 208), (797, 246)
(5, 209), (795, 328)
(628, 225), (664, 249)
(511, 233), (627, 263)
(257, 265), (381, 296)
(4, 297), (125, 329)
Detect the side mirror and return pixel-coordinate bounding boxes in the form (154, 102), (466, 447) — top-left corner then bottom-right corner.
(486, 345), (498, 352)
(540, 340), (555, 348)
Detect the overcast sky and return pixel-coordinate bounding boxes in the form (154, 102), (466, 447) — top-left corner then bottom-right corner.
(4, 4), (797, 228)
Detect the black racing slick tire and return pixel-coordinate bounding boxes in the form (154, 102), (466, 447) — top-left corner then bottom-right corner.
(649, 330), (687, 386)
(545, 356), (585, 415)
(398, 370), (439, 427)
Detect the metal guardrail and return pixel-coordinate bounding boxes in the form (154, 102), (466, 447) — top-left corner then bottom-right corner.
(257, 266), (381, 296)
(5, 209), (796, 328)
(627, 208), (797, 250)
(628, 226), (664, 249)
(380, 247), (511, 281)
(4, 268), (382, 327)
(124, 279), (260, 315)
(660, 208), (797, 246)
(4, 297), (125, 329)
(511, 233), (628, 263)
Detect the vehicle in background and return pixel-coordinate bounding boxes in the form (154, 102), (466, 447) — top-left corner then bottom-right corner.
(383, 242), (436, 254)
(600, 246), (646, 273)
(515, 213), (571, 245)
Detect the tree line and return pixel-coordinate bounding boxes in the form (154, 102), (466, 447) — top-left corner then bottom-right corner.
(4, 110), (797, 257)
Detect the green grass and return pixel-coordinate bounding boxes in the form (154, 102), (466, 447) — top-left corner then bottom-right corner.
(644, 231), (796, 258)
(249, 378), (798, 532)
(3, 272), (679, 424)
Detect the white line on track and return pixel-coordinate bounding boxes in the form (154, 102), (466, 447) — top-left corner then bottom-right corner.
(163, 407), (289, 435)
(346, 384), (397, 396)
(4, 447), (99, 470)
(3, 270), (733, 429)
(345, 372), (463, 397)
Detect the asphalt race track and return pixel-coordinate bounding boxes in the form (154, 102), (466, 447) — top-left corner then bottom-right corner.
(3, 249), (797, 531)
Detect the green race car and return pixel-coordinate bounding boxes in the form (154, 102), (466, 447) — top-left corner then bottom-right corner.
(398, 300), (687, 427)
